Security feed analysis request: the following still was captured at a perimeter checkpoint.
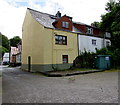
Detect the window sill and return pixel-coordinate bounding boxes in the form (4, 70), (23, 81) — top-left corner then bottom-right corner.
(55, 44), (67, 45)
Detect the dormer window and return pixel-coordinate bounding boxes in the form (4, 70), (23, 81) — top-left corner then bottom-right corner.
(105, 32), (111, 38)
(86, 27), (93, 34)
(62, 21), (69, 28)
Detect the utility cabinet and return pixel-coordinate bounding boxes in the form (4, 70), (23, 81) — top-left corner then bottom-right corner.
(95, 55), (111, 70)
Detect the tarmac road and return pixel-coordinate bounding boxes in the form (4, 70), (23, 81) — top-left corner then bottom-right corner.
(2, 66), (118, 103)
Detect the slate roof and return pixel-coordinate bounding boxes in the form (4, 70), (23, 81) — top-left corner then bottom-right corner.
(28, 8), (56, 29)
(28, 8), (82, 33)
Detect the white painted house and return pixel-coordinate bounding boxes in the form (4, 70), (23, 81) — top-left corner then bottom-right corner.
(73, 22), (111, 54)
(78, 34), (111, 54)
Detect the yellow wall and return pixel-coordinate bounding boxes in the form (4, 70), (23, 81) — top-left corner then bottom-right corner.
(53, 30), (78, 64)
(22, 9), (45, 65)
(43, 28), (78, 64)
(22, 9), (78, 67)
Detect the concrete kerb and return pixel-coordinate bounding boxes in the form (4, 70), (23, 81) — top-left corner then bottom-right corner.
(41, 69), (106, 77)
(19, 66), (106, 77)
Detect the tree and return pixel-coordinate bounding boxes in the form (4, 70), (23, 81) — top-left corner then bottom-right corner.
(91, 21), (101, 28)
(9, 36), (21, 47)
(0, 33), (9, 58)
(0, 45), (8, 58)
(100, 0), (120, 48)
(105, 0), (116, 12)
(0, 33), (9, 50)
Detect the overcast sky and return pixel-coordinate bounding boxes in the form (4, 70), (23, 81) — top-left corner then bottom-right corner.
(0, 0), (112, 39)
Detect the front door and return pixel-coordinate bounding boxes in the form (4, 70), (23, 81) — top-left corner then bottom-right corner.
(28, 56), (31, 72)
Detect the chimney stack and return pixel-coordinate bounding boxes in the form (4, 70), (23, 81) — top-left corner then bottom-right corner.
(56, 11), (61, 18)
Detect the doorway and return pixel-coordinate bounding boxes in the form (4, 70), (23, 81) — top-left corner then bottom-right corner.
(28, 56), (31, 72)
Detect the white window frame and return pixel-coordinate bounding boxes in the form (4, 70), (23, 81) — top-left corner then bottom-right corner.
(106, 41), (110, 47)
(55, 35), (67, 45)
(86, 27), (93, 34)
(92, 39), (96, 45)
(62, 22), (69, 28)
(105, 32), (111, 38)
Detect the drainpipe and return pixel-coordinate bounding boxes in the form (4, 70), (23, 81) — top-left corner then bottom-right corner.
(103, 33), (105, 48)
(77, 34), (80, 56)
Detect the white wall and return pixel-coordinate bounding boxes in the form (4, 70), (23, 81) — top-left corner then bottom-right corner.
(78, 34), (111, 54)
(16, 54), (21, 63)
(3, 53), (9, 62)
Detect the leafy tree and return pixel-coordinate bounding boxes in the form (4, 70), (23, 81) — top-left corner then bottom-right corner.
(0, 45), (8, 58)
(0, 33), (9, 50)
(105, 0), (116, 12)
(91, 21), (101, 28)
(9, 36), (21, 47)
(100, 1), (120, 48)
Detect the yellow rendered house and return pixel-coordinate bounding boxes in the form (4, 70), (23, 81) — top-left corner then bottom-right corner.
(22, 8), (78, 72)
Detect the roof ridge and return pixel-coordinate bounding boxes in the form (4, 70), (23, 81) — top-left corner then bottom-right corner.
(73, 21), (100, 29)
(27, 8), (54, 16)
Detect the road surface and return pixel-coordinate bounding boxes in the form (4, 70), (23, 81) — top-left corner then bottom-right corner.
(2, 66), (118, 103)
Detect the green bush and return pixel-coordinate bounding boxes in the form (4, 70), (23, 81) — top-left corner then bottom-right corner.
(74, 51), (96, 68)
(74, 46), (120, 69)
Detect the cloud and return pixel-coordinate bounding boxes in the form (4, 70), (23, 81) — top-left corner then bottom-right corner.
(0, 0), (109, 39)
(0, 0), (26, 39)
(50, 0), (109, 24)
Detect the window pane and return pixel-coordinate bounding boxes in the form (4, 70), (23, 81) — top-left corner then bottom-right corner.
(66, 22), (69, 28)
(91, 28), (93, 34)
(92, 39), (96, 45)
(106, 41), (110, 46)
(62, 36), (67, 45)
(55, 35), (59, 44)
(59, 36), (62, 44)
(62, 22), (65, 27)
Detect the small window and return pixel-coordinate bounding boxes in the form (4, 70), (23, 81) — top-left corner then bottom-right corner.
(92, 39), (96, 45)
(55, 35), (67, 45)
(105, 32), (111, 38)
(62, 55), (68, 63)
(86, 27), (93, 34)
(62, 22), (69, 28)
(106, 41), (110, 47)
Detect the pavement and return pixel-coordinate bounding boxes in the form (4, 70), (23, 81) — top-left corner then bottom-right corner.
(2, 66), (119, 103)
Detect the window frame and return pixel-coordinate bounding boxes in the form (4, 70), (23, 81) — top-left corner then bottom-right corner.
(62, 21), (69, 28)
(62, 55), (68, 64)
(55, 35), (67, 45)
(86, 27), (93, 34)
(106, 41), (110, 47)
(92, 39), (96, 45)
